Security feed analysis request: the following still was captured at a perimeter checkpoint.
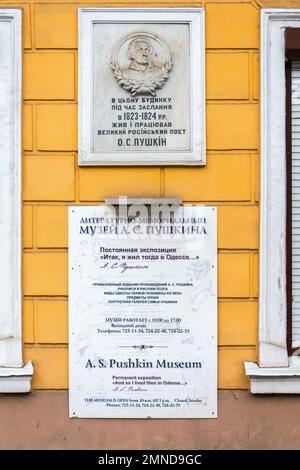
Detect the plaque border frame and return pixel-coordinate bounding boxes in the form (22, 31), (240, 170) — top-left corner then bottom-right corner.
(78, 8), (206, 166)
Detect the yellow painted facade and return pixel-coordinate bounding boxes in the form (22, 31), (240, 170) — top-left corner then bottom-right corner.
(3, 0), (296, 391)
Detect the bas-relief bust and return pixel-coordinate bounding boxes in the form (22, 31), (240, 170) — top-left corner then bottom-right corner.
(111, 33), (173, 96)
(122, 37), (164, 83)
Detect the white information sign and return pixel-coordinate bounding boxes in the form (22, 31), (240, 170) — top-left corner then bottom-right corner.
(69, 204), (217, 418)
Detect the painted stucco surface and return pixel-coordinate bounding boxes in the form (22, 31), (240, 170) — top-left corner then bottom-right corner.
(9, 0), (265, 390)
(1, 391), (300, 449)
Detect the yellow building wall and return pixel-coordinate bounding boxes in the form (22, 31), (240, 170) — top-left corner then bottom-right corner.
(8, 0), (297, 391)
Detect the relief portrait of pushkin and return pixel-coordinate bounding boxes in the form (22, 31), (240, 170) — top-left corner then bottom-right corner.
(111, 33), (173, 96)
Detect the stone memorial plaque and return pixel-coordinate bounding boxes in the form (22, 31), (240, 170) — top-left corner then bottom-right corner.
(78, 8), (205, 165)
(69, 204), (217, 418)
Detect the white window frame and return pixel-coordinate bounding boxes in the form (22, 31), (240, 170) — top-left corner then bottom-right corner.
(245, 9), (300, 393)
(0, 10), (32, 392)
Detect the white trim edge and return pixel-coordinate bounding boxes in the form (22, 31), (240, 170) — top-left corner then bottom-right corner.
(245, 361), (300, 394)
(259, 9), (292, 368)
(0, 10), (23, 368)
(0, 10), (33, 392)
(0, 361), (33, 393)
(249, 9), (300, 393)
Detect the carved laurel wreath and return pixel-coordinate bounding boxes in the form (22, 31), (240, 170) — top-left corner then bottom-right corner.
(111, 62), (173, 97)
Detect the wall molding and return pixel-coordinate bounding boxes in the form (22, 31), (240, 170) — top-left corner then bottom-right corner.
(245, 9), (300, 391)
(245, 359), (300, 394)
(0, 9), (33, 390)
(0, 361), (33, 393)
